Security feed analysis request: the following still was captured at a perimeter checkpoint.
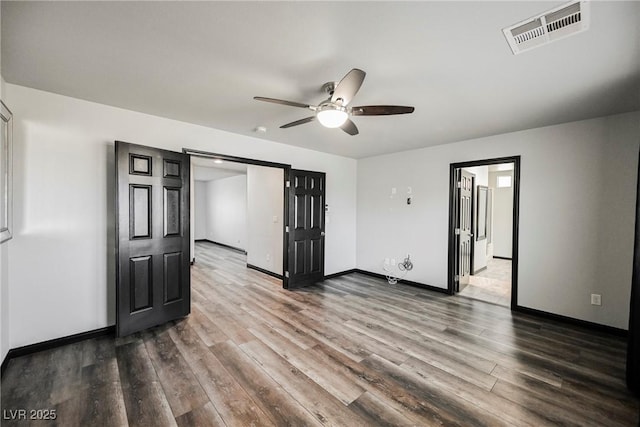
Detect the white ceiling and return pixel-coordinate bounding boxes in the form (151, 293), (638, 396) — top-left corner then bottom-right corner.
(2, 1), (639, 159)
(191, 156), (247, 182)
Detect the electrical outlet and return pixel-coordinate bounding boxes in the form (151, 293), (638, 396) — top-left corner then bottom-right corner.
(266, 254), (271, 261)
(272, 215), (278, 223)
(591, 294), (602, 306)
(384, 258), (390, 265)
(391, 258), (396, 266)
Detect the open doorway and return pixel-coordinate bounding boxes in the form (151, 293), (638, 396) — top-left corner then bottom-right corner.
(448, 156), (520, 308)
(185, 149), (327, 290)
(190, 155), (285, 285)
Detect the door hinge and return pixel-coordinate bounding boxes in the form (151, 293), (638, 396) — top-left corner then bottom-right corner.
(455, 275), (460, 282)
(285, 271), (290, 278)
(457, 181), (462, 188)
(455, 228), (460, 235)
(285, 226), (289, 233)
(286, 181), (291, 188)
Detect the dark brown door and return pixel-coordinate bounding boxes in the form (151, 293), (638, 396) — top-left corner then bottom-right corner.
(286, 169), (325, 288)
(456, 169), (474, 292)
(115, 141), (190, 337)
(627, 149), (640, 393)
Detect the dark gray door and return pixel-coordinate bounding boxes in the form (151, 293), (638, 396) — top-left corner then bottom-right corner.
(287, 169), (325, 288)
(457, 169), (474, 292)
(115, 141), (190, 337)
(627, 149), (640, 393)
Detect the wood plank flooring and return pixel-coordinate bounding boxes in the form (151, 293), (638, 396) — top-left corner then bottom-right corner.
(2, 241), (638, 426)
(460, 259), (512, 307)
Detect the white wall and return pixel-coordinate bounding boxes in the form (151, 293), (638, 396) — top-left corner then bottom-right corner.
(204, 175), (247, 250)
(247, 165), (284, 275)
(489, 170), (514, 258)
(5, 83), (357, 348)
(0, 242), (7, 365)
(0, 7), (10, 362)
(193, 180), (207, 240)
(357, 111), (640, 329)
(462, 165), (488, 273)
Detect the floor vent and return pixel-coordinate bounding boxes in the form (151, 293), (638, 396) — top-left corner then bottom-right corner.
(503, 1), (590, 55)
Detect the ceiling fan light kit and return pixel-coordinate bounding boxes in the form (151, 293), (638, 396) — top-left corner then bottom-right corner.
(316, 105), (348, 128)
(254, 68), (415, 136)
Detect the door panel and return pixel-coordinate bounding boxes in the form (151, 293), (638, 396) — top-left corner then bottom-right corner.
(130, 185), (152, 238)
(295, 194), (306, 230)
(163, 251), (183, 303)
(457, 169), (474, 292)
(294, 240), (305, 275)
(627, 150), (640, 392)
(310, 238), (322, 272)
(130, 256), (152, 311)
(116, 141), (191, 337)
(164, 159), (181, 177)
(164, 187), (181, 236)
(310, 195), (322, 229)
(287, 169), (326, 288)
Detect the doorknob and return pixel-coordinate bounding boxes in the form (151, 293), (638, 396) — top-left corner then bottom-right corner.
(321, 232), (325, 236)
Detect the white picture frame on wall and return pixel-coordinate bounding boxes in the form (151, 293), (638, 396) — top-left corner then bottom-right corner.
(0, 101), (13, 244)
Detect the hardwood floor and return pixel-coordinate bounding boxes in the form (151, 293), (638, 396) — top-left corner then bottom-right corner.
(2, 241), (639, 426)
(459, 259), (512, 307)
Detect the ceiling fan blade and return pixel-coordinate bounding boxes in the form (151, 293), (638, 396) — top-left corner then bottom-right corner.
(340, 119), (359, 136)
(351, 105), (415, 116)
(254, 96), (311, 109)
(331, 68), (366, 106)
(280, 116), (316, 129)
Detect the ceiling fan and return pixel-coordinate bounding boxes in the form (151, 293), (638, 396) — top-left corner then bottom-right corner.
(254, 68), (414, 136)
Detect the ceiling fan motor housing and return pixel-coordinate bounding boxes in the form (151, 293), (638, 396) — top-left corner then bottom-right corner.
(321, 81), (338, 97)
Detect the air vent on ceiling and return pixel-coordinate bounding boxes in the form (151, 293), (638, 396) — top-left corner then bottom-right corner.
(503, 1), (590, 55)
